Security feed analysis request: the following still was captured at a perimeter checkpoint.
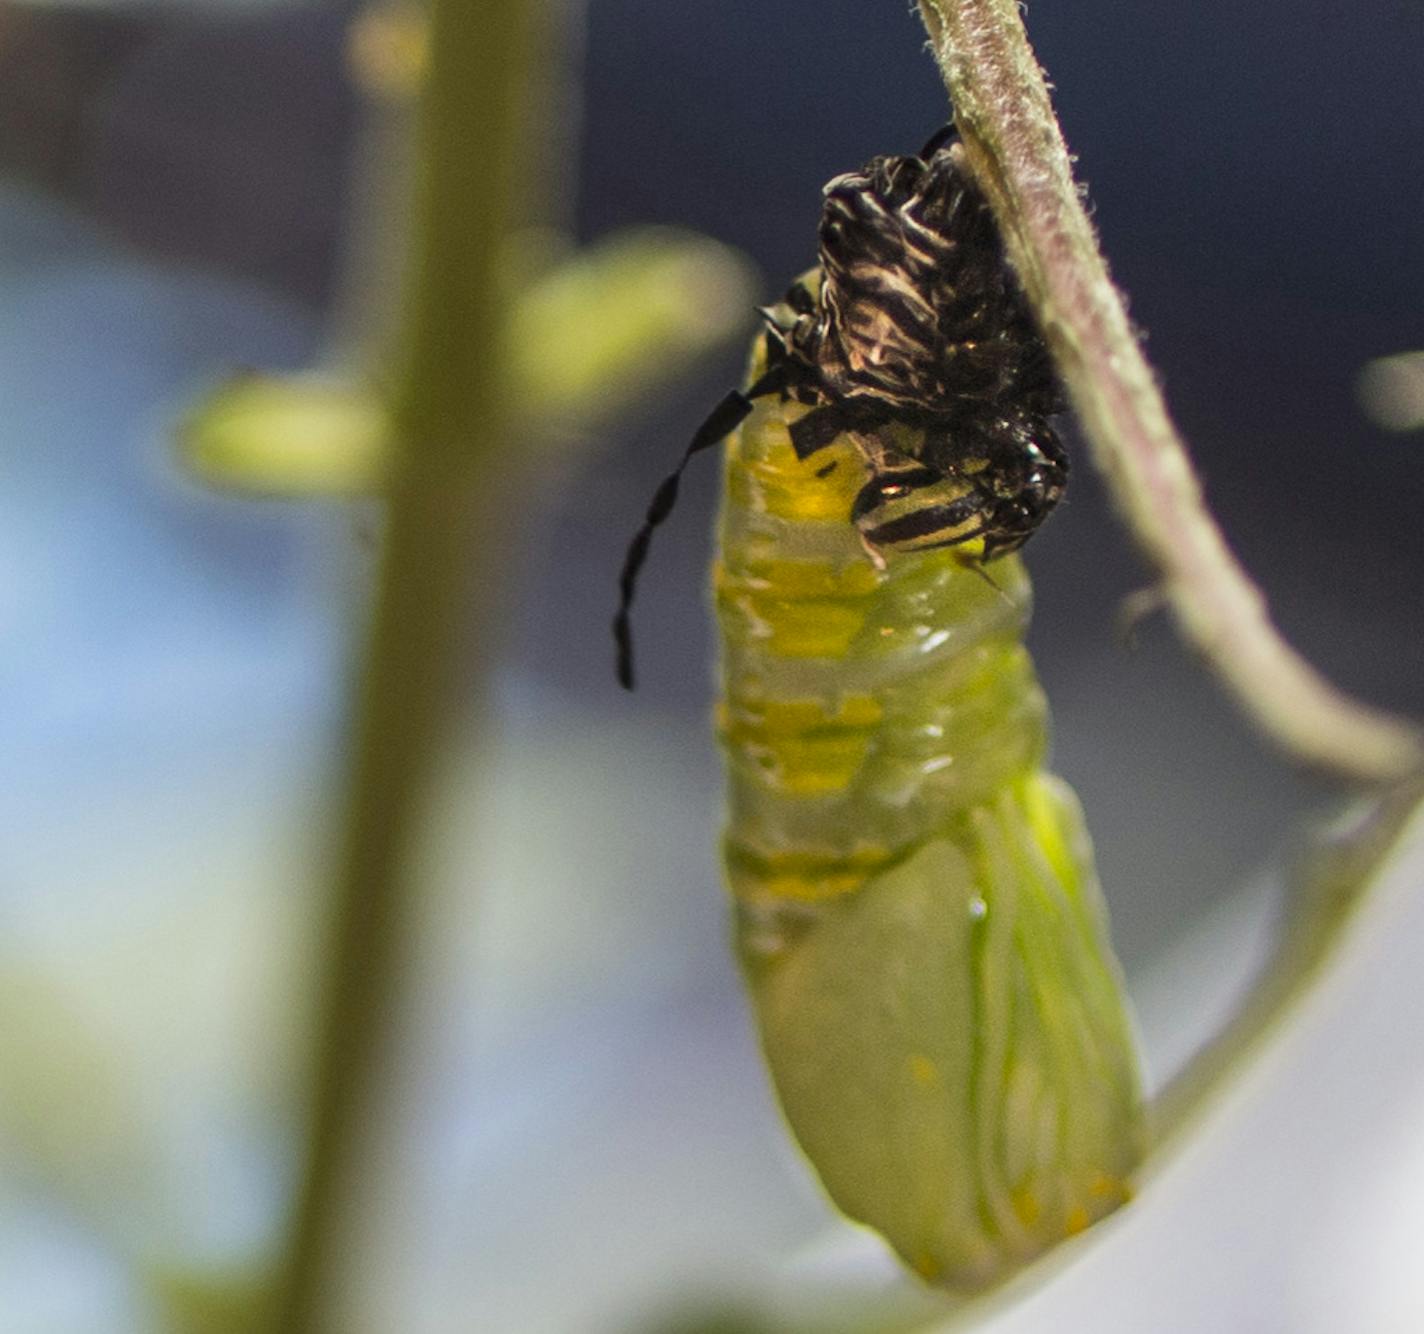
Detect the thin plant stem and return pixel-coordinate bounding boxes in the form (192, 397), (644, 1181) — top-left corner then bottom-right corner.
(1152, 779), (1423, 1147)
(915, 0), (1423, 785)
(912, 0), (1424, 1169)
(275, 2), (535, 1329)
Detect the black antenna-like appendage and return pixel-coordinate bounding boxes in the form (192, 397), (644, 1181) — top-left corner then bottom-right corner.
(917, 122), (957, 161)
(613, 367), (785, 689)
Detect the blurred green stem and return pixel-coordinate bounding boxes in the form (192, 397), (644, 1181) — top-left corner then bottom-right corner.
(915, 0), (1423, 784)
(1153, 780), (1424, 1146)
(275, 3), (535, 1329)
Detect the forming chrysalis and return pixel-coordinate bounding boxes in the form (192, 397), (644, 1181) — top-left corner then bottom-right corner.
(615, 128), (1144, 1289)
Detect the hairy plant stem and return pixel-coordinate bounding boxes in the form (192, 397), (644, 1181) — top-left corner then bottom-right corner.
(916, 0), (1423, 785)
(275, 3), (534, 1329)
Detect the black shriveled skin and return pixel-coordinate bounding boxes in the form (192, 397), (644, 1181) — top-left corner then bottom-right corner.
(762, 129), (1067, 559)
(613, 127), (1067, 688)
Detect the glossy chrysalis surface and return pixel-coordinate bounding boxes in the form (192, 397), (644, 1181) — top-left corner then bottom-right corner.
(615, 129), (1145, 1289)
(718, 387), (1142, 1288)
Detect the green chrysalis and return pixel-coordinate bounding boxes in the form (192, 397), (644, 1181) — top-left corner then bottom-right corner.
(615, 129), (1144, 1289)
(717, 396), (1143, 1289)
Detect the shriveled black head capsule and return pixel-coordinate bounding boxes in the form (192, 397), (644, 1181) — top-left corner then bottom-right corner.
(613, 126), (1067, 688)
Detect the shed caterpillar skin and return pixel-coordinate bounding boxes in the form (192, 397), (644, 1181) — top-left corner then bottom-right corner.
(612, 127), (1066, 691)
(614, 128), (1144, 1289)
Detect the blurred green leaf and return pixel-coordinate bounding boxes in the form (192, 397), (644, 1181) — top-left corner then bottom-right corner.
(509, 225), (758, 425)
(1358, 350), (1424, 432)
(178, 372), (389, 497)
(178, 227), (757, 498)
